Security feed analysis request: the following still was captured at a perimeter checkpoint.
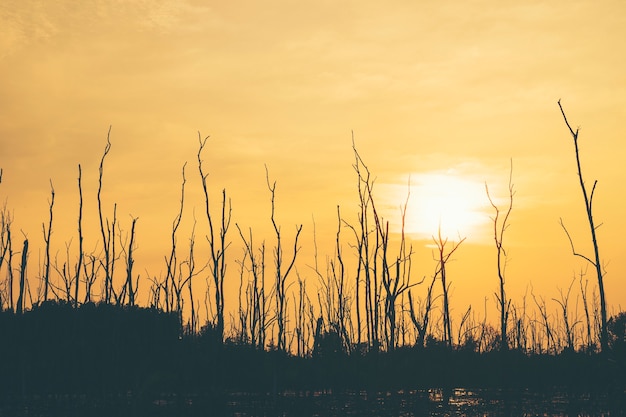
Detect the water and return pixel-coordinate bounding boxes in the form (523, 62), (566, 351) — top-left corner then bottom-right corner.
(2, 388), (624, 416)
(223, 388), (624, 416)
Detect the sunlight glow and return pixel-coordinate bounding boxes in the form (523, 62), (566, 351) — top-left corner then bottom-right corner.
(404, 173), (491, 242)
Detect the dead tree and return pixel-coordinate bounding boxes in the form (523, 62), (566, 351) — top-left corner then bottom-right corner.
(180, 218), (201, 334)
(433, 228), (465, 347)
(485, 160), (514, 351)
(197, 135), (232, 342)
(408, 275), (435, 348)
(553, 276), (580, 351)
(578, 268), (594, 351)
(311, 208), (351, 353)
(74, 164), (85, 308)
(124, 216), (139, 306)
(41, 180), (55, 302)
(164, 163), (187, 314)
(532, 289), (556, 354)
(347, 139), (382, 351)
(266, 166), (302, 352)
(82, 253), (101, 304)
(236, 224), (268, 348)
(16, 238), (28, 314)
(97, 130), (115, 303)
(373, 185), (416, 351)
(0, 194), (13, 310)
(557, 100), (608, 352)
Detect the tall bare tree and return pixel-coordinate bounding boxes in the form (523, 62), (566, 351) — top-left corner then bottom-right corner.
(74, 164), (85, 308)
(41, 180), (55, 302)
(347, 139), (382, 350)
(164, 163), (187, 313)
(557, 100), (608, 352)
(432, 228), (465, 347)
(485, 160), (514, 351)
(408, 278), (434, 348)
(266, 166), (302, 351)
(97, 130), (115, 303)
(197, 135), (232, 342)
(553, 276), (579, 351)
(16, 238), (28, 314)
(236, 225), (268, 348)
(373, 185), (416, 351)
(124, 216), (139, 306)
(0, 172), (14, 309)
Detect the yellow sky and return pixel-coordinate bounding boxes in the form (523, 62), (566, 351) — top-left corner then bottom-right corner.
(1, 0), (625, 331)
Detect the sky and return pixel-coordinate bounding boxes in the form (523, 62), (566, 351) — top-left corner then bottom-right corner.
(1, 0), (625, 335)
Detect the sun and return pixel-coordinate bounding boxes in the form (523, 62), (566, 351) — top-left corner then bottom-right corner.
(403, 172), (491, 242)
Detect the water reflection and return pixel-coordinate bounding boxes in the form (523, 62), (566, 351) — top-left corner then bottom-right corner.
(227, 387), (624, 416)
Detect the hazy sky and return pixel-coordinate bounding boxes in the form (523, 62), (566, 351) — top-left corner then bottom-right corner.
(1, 0), (625, 326)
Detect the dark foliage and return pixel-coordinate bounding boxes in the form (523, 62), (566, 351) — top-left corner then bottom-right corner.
(0, 303), (624, 409)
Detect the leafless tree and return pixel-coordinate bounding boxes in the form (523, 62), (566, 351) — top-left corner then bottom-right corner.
(236, 225), (269, 348)
(97, 129), (115, 304)
(432, 228), (465, 347)
(485, 160), (514, 351)
(0, 190), (13, 310)
(266, 166), (302, 352)
(373, 186), (416, 351)
(557, 100), (608, 352)
(41, 180), (55, 302)
(532, 289), (556, 354)
(294, 271), (315, 356)
(578, 268), (595, 351)
(74, 164), (85, 308)
(552, 276), (580, 351)
(82, 252), (101, 304)
(164, 163), (187, 313)
(408, 274), (435, 348)
(346, 139), (382, 351)
(179, 217), (203, 334)
(311, 209), (351, 352)
(197, 135), (232, 341)
(16, 237), (28, 314)
(123, 216), (139, 306)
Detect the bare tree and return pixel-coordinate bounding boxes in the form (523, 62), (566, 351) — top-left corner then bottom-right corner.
(432, 228), (465, 347)
(578, 268), (594, 351)
(124, 216), (139, 306)
(266, 166), (302, 352)
(532, 289), (556, 354)
(557, 100), (608, 352)
(41, 180), (55, 302)
(0, 190), (13, 310)
(373, 186), (416, 351)
(74, 165), (85, 308)
(97, 130), (115, 303)
(82, 252), (101, 304)
(347, 139), (382, 351)
(16, 238), (28, 314)
(311, 209), (351, 352)
(552, 276), (580, 351)
(180, 217), (203, 334)
(408, 274), (435, 348)
(485, 160), (514, 351)
(236, 224), (268, 348)
(197, 135), (232, 342)
(164, 163), (187, 313)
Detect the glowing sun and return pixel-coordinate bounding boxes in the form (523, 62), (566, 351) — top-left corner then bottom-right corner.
(404, 172), (490, 241)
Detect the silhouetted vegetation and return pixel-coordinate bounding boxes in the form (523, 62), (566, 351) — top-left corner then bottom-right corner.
(0, 106), (624, 413)
(0, 302), (624, 403)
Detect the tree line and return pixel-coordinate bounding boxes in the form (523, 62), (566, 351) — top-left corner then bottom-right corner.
(0, 102), (622, 357)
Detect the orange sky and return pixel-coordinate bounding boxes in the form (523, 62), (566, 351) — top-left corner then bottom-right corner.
(1, 1), (625, 335)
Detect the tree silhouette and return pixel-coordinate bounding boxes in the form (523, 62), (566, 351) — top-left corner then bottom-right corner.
(557, 100), (608, 353)
(485, 160), (514, 351)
